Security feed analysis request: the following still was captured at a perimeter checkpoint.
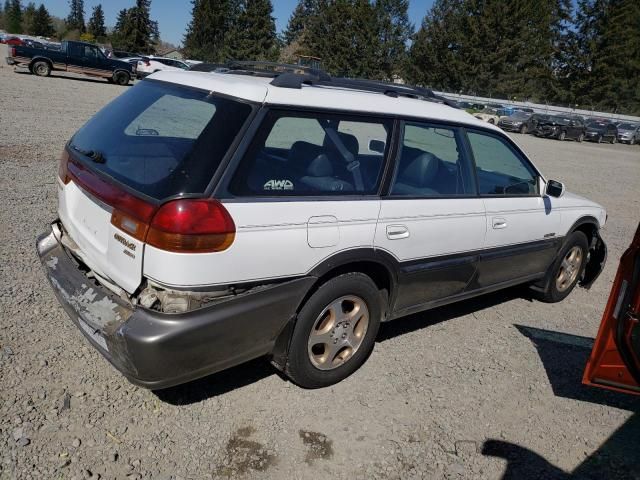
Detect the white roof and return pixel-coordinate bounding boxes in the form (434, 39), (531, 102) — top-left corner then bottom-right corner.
(150, 70), (499, 131)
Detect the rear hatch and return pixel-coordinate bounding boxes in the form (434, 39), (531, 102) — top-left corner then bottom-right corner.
(58, 79), (252, 293)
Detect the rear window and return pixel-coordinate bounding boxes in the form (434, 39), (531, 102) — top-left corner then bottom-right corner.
(70, 80), (252, 200)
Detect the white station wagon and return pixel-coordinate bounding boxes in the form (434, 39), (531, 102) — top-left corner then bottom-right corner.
(37, 65), (608, 389)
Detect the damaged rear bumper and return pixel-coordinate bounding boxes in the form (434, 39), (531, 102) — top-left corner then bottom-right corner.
(36, 223), (315, 389)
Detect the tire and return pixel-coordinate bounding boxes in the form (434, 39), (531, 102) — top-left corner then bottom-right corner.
(631, 138), (636, 146)
(597, 135), (603, 144)
(285, 273), (382, 388)
(577, 133), (584, 143)
(113, 71), (130, 86)
(534, 231), (589, 303)
(558, 131), (566, 141)
(488, 118), (495, 124)
(611, 136), (616, 144)
(32, 60), (51, 77)
(520, 124), (528, 134)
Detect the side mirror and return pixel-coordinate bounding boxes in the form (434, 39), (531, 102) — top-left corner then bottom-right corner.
(546, 179), (565, 198)
(369, 139), (385, 153)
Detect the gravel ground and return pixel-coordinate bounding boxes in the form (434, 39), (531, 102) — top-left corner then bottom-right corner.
(1, 44), (640, 480)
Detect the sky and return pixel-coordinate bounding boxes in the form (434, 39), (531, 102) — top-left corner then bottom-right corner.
(41, 0), (434, 46)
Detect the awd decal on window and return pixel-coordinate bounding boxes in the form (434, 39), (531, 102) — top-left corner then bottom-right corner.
(264, 179), (294, 191)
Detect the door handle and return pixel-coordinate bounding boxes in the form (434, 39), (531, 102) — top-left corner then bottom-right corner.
(492, 217), (507, 229)
(386, 225), (409, 240)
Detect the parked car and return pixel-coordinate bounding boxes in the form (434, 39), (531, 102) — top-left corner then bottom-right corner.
(473, 108), (501, 124)
(497, 111), (532, 133)
(4, 36), (24, 46)
(136, 56), (190, 78)
(36, 68), (607, 389)
(585, 120), (618, 144)
(536, 115), (586, 141)
(616, 122), (640, 145)
(5, 40), (135, 85)
(583, 221), (640, 396)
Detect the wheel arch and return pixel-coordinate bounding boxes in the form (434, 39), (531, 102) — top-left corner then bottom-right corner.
(567, 215), (607, 289)
(29, 56), (53, 70)
(270, 249), (399, 370)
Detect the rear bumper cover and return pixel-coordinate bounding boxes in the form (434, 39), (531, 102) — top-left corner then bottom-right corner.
(36, 223), (315, 389)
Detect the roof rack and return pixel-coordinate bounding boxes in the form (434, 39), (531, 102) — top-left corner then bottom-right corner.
(270, 73), (458, 107)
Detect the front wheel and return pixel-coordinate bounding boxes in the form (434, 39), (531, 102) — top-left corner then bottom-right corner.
(32, 60), (51, 77)
(597, 135), (603, 143)
(285, 273), (382, 388)
(520, 124), (528, 134)
(534, 231), (588, 303)
(558, 131), (566, 141)
(611, 136), (616, 144)
(577, 133), (584, 143)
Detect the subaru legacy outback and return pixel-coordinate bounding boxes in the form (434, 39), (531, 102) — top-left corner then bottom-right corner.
(37, 65), (608, 389)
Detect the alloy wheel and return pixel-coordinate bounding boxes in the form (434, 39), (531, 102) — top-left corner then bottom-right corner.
(556, 246), (583, 292)
(307, 295), (370, 371)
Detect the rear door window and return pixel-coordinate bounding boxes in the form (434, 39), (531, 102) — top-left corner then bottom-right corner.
(69, 80), (252, 200)
(229, 110), (392, 196)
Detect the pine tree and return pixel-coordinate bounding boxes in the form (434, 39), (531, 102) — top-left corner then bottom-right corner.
(586, 0), (640, 114)
(183, 0), (240, 62)
(22, 1), (35, 34)
(87, 4), (106, 39)
(110, 1), (158, 54)
(6, 0), (21, 34)
(31, 3), (54, 37)
(65, 0), (85, 33)
(374, 0), (412, 81)
(283, 0), (319, 45)
(302, 0), (381, 78)
(407, 0), (466, 91)
(230, 0), (278, 60)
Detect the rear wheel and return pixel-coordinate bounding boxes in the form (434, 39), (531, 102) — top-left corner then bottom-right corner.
(113, 71), (130, 86)
(520, 124), (528, 134)
(285, 273), (382, 388)
(597, 135), (603, 143)
(558, 131), (566, 141)
(611, 136), (617, 144)
(32, 60), (51, 77)
(577, 133), (584, 142)
(535, 231), (588, 303)
(631, 138), (636, 145)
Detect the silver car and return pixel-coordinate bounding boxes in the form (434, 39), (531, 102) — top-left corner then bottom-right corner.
(617, 122), (640, 145)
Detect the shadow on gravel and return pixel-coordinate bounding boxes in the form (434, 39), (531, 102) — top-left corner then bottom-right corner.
(153, 358), (278, 405)
(378, 285), (532, 342)
(483, 414), (640, 479)
(515, 324), (640, 411)
(13, 70), (132, 86)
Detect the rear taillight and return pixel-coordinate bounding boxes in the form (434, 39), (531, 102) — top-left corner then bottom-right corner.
(146, 199), (235, 253)
(61, 152), (235, 253)
(58, 150), (70, 184)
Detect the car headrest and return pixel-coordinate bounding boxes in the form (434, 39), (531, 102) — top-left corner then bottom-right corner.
(306, 154), (333, 177)
(399, 152), (439, 187)
(323, 132), (359, 157)
(289, 141), (323, 164)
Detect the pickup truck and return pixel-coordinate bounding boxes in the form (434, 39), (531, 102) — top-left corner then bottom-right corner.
(6, 40), (135, 85)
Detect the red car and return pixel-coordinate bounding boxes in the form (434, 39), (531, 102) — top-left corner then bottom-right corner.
(4, 37), (24, 46)
(583, 222), (640, 395)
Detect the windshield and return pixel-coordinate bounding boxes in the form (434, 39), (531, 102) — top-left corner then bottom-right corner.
(70, 80), (252, 200)
(549, 116), (570, 125)
(587, 121), (608, 129)
(618, 123), (637, 130)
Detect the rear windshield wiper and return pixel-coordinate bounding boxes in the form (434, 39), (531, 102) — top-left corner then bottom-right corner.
(71, 145), (106, 164)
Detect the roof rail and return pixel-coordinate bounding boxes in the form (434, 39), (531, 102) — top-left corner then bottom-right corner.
(268, 73), (458, 107)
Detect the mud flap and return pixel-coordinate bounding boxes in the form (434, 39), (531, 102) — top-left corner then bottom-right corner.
(580, 234), (607, 289)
